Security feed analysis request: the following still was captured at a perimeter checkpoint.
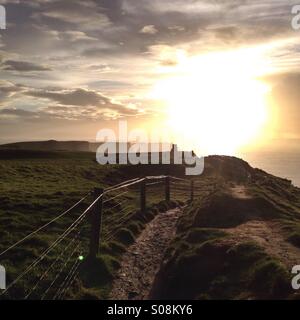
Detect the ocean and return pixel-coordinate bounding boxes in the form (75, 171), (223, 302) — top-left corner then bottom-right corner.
(239, 151), (300, 188)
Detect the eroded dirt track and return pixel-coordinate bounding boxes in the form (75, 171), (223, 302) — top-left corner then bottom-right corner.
(110, 208), (182, 300)
(225, 185), (300, 269)
(224, 220), (300, 270)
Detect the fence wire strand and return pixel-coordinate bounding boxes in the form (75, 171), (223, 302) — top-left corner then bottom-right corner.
(1, 175), (202, 300)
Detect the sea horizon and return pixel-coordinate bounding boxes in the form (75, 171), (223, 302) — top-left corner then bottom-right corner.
(240, 151), (300, 188)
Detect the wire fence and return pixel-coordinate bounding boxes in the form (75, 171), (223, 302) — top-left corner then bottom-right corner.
(0, 175), (213, 300)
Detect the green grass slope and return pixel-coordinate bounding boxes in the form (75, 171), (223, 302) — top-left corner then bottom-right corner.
(150, 156), (300, 300)
(0, 150), (186, 299)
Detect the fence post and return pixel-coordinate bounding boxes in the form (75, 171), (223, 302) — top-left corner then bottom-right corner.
(89, 187), (103, 260)
(190, 180), (194, 202)
(165, 176), (170, 202)
(140, 179), (146, 213)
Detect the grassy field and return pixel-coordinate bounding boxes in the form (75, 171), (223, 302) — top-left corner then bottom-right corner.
(3, 151), (299, 300)
(0, 150), (188, 299)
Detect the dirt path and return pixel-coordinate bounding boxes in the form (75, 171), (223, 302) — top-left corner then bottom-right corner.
(224, 220), (300, 270)
(110, 207), (182, 300)
(226, 185), (300, 269)
(230, 185), (252, 199)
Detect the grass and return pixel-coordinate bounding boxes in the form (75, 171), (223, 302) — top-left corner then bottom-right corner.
(152, 229), (292, 299)
(149, 156), (300, 300)
(2, 151), (300, 300)
(278, 219), (300, 248)
(77, 200), (179, 299)
(0, 149), (187, 300)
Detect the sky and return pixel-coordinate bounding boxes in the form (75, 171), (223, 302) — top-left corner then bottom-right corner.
(0, 0), (300, 154)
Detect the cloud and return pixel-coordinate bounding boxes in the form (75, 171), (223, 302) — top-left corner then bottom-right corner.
(168, 25), (185, 32)
(41, 103), (139, 120)
(56, 31), (98, 42)
(26, 88), (112, 106)
(0, 81), (23, 103)
(139, 25), (158, 34)
(211, 26), (238, 42)
(34, 0), (111, 31)
(0, 35), (4, 48)
(0, 0), (21, 4)
(146, 44), (184, 66)
(0, 0), (299, 142)
(1, 82), (143, 122)
(87, 63), (112, 73)
(0, 103), (140, 123)
(1, 60), (51, 72)
(25, 87), (142, 119)
(0, 108), (34, 117)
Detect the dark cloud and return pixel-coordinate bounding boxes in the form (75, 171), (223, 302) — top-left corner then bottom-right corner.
(0, 108), (35, 117)
(26, 88), (114, 106)
(1, 60), (51, 71)
(25, 87), (141, 118)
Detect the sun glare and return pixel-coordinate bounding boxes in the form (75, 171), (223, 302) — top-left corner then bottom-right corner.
(151, 47), (272, 155)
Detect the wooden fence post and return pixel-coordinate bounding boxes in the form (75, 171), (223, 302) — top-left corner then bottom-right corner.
(190, 180), (194, 202)
(140, 179), (146, 213)
(89, 187), (103, 260)
(165, 176), (170, 202)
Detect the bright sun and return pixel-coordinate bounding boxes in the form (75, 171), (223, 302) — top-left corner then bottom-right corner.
(151, 46), (272, 155)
